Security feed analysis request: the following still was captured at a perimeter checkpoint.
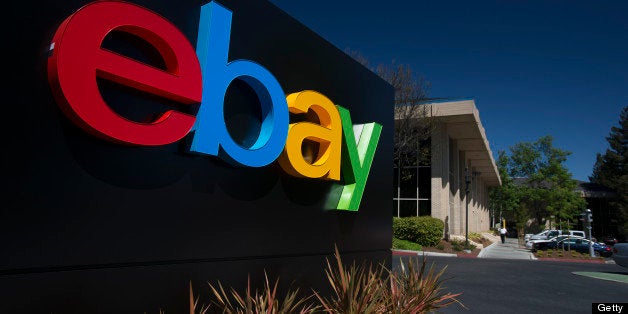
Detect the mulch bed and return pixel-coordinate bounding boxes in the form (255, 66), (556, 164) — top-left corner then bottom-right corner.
(536, 258), (607, 264)
(421, 238), (490, 258)
(394, 237), (611, 264)
(534, 250), (608, 263)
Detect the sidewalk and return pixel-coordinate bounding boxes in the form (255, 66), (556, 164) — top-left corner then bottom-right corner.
(478, 237), (537, 260)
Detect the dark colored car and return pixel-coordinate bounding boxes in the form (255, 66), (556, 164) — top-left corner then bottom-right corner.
(602, 236), (618, 246)
(612, 243), (628, 268)
(532, 235), (583, 251)
(542, 238), (613, 257)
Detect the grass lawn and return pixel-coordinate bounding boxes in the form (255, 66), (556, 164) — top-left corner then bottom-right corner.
(392, 237), (423, 251)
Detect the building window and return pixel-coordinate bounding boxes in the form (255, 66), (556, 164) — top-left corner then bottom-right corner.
(393, 136), (431, 218)
(393, 165), (431, 217)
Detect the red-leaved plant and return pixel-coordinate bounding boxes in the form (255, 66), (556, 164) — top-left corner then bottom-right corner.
(187, 246), (463, 313)
(194, 272), (318, 314)
(384, 255), (463, 313)
(314, 246), (463, 313)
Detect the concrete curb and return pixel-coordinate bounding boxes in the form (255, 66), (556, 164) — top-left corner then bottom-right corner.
(392, 249), (457, 258)
(529, 251), (538, 260)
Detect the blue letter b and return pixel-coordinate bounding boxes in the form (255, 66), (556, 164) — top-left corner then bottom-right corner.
(190, 1), (289, 167)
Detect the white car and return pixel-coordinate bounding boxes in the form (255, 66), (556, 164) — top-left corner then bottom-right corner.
(527, 230), (553, 242)
(612, 243), (628, 268)
(527, 229), (586, 242)
(525, 235), (585, 251)
(526, 237), (544, 250)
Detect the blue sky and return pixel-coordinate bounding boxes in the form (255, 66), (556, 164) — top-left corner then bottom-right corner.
(268, 0), (627, 182)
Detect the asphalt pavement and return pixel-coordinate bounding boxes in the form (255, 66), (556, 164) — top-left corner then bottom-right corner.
(392, 255), (628, 314)
(392, 236), (627, 313)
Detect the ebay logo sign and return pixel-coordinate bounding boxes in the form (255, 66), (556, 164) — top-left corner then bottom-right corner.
(47, 1), (382, 210)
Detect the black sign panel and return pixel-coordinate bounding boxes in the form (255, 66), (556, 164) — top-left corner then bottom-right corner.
(2, 0), (393, 312)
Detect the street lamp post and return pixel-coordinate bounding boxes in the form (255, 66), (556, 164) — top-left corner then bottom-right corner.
(585, 209), (594, 257)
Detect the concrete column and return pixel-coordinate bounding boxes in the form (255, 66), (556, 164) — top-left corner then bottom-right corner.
(478, 181), (489, 231)
(455, 149), (460, 235)
(430, 123), (447, 223)
(480, 182), (491, 231)
(458, 150), (468, 236)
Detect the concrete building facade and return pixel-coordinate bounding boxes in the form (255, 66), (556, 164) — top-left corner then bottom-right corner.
(394, 99), (501, 237)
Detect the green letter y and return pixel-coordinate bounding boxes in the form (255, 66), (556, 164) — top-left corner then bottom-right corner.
(334, 106), (382, 211)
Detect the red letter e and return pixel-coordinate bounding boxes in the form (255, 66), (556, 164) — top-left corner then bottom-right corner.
(47, 1), (202, 145)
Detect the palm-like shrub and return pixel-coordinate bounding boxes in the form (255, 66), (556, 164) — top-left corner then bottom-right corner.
(188, 246), (462, 314)
(315, 246), (463, 313)
(199, 272), (318, 314)
(314, 246), (388, 313)
(383, 257), (463, 313)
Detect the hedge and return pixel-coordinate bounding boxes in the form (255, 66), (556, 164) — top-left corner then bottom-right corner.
(393, 216), (444, 247)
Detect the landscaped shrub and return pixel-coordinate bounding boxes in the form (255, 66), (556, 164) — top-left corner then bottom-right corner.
(450, 239), (476, 252)
(385, 258), (464, 313)
(315, 246), (462, 313)
(314, 246), (388, 313)
(468, 232), (483, 242)
(393, 216), (444, 247)
(187, 246), (463, 314)
(205, 273), (318, 314)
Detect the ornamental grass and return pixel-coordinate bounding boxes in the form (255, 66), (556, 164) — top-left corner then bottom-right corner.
(188, 246), (462, 313)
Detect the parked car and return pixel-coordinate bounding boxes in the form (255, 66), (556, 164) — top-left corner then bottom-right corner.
(529, 235), (584, 251)
(612, 243), (628, 268)
(526, 235), (555, 250)
(543, 237), (613, 257)
(527, 229), (586, 241)
(527, 230), (553, 241)
(603, 236), (618, 246)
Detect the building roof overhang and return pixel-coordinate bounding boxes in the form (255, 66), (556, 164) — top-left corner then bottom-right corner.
(397, 99), (502, 186)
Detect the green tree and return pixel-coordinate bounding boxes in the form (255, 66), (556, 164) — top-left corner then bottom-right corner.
(490, 136), (586, 237)
(489, 151), (526, 235)
(590, 106), (628, 237)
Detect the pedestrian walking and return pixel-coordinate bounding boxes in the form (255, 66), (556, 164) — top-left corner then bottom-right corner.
(499, 226), (507, 244)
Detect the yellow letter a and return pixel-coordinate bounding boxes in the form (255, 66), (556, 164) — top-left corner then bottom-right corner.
(278, 90), (341, 180)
